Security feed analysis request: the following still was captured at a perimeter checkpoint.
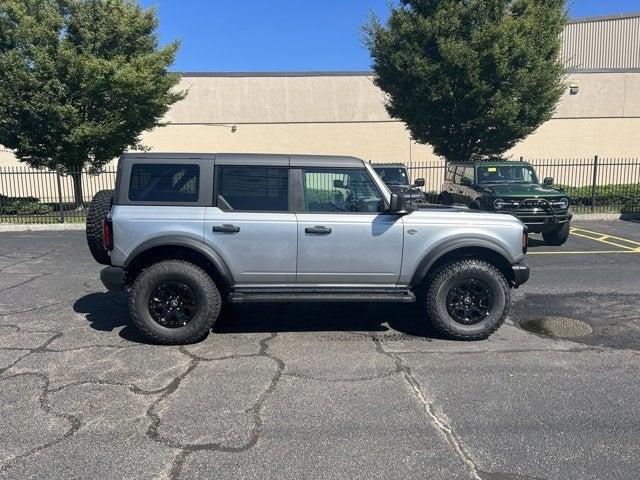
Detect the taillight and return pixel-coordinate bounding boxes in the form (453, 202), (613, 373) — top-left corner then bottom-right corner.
(522, 227), (529, 254)
(103, 219), (114, 251)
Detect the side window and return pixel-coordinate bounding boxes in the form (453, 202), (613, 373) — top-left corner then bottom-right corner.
(216, 166), (288, 211)
(446, 165), (456, 182)
(453, 166), (463, 184)
(462, 167), (475, 183)
(302, 168), (383, 213)
(128, 164), (199, 203)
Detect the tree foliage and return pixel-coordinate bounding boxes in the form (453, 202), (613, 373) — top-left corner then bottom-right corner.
(0, 0), (184, 204)
(365, 0), (567, 163)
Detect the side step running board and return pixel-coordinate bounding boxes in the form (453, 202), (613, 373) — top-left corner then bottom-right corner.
(229, 289), (415, 304)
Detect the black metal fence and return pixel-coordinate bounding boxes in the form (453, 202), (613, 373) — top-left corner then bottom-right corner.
(0, 156), (639, 223)
(0, 166), (117, 224)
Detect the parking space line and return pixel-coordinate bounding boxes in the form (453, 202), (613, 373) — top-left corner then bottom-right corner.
(571, 227), (640, 247)
(569, 231), (637, 251)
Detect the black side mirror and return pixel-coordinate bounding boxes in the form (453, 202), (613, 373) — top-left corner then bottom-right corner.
(543, 177), (554, 186)
(333, 179), (345, 188)
(460, 177), (473, 187)
(387, 193), (408, 214)
(413, 178), (426, 188)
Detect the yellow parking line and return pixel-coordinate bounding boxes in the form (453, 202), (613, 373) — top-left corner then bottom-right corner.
(569, 231), (637, 251)
(528, 250), (640, 255)
(571, 227), (640, 247)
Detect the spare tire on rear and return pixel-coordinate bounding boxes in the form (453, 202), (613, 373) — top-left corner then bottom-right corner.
(86, 189), (114, 265)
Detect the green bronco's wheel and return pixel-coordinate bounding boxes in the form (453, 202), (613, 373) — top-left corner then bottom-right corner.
(542, 221), (571, 246)
(86, 189), (114, 265)
(129, 260), (221, 344)
(425, 259), (510, 341)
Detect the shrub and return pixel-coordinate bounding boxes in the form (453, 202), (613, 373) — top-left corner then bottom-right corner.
(0, 197), (52, 215)
(556, 184), (640, 212)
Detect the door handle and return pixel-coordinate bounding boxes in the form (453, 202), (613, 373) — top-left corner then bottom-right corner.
(305, 226), (332, 235)
(212, 224), (240, 233)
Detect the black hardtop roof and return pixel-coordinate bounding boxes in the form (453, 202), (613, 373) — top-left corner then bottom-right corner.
(120, 152), (365, 168)
(449, 160), (534, 167)
(372, 162), (408, 168)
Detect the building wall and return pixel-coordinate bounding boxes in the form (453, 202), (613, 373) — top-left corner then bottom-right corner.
(1, 15), (639, 169)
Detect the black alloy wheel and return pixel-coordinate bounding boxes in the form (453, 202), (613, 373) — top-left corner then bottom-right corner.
(148, 280), (199, 328)
(445, 278), (493, 325)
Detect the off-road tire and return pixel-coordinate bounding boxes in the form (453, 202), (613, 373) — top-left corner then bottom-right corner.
(425, 259), (510, 341)
(129, 260), (221, 344)
(86, 189), (113, 265)
(542, 222), (570, 246)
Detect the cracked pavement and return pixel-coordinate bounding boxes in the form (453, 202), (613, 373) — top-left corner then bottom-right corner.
(1, 224), (639, 479)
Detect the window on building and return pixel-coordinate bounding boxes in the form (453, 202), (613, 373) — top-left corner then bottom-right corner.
(128, 164), (200, 202)
(302, 168), (383, 213)
(216, 166), (289, 211)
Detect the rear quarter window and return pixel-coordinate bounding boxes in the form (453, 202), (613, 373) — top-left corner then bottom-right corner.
(128, 164), (200, 203)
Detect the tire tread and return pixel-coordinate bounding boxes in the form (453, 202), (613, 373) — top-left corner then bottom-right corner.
(129, 260), (221, 345)
(425, 258), (510, 341)
(86, 189), (114, 265)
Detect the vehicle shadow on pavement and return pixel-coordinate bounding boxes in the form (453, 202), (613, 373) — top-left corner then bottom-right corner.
(73, 292), (441, 344)
(73, 291), (151, 344)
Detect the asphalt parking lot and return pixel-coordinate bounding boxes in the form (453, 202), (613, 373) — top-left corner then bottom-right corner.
(1, 220), (639, 479)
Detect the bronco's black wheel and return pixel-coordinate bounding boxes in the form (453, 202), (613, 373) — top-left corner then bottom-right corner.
(148, 281), (199, 328)
(86, 189), (113, 265)
(425, 259), (509, 341)
(542, 221), (570, 246)
(445, 278), (493, 325)
(129, 260), (221, 344)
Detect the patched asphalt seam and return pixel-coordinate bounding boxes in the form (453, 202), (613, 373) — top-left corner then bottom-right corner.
(373, 337), (481, 480)
(0, 299), (68, 317)
(146, 333), (286, 479)
(0, 332), (63, 376)
(0, 273), (51, 293)
(0, 372), (82, 474)
(0, 249), (56, 273)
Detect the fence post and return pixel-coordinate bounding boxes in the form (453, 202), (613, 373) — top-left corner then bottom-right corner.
(55, 164), (65, 223)
(590, 155), (599, 213)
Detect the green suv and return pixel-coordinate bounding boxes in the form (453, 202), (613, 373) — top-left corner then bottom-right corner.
(441, 161), (572, 246)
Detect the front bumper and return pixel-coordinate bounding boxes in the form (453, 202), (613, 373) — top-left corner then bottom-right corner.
(511, 259), (530, 287)
(100, 266), (125, 292)
(519, 213), (572, 233)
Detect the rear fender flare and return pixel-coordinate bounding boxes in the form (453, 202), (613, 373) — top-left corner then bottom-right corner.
(124, 236), (234, 285)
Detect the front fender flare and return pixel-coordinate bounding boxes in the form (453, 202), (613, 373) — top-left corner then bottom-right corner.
(410, 235), (518, 286)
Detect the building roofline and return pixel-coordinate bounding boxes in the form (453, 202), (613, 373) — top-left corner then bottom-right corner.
(568, 12), (640, 24)
(177, 67), (640, 78)
(175, 71), (373, 78)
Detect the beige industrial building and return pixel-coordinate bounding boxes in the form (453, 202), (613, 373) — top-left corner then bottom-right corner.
(1, 12), (639, 169)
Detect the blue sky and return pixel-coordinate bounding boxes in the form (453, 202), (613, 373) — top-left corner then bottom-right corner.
(139, 0), (640, 72)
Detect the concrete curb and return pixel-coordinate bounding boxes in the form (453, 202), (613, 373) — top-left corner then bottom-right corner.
(572, 213), (640, 222)
(0, 223), (86, 232)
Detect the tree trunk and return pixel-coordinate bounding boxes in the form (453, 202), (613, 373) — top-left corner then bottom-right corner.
(70, 170), (84, 209)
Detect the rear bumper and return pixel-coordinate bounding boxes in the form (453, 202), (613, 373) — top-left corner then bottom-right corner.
(511, 259), (530, 287)
(100, 266), (125, 292)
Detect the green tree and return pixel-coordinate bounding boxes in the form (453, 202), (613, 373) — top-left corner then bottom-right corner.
(0, 0), (184, 207)
(365, 0), (567, 163)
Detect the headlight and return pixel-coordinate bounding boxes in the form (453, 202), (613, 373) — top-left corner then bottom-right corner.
(493, 198), (506, 210)
(557, 198), (569, 209)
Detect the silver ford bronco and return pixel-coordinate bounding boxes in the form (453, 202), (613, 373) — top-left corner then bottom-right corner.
(86, 153), (530, 344)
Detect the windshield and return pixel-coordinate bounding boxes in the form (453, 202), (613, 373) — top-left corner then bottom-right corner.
(373, 167), (409, 185)
(476, 165), (538, 184)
